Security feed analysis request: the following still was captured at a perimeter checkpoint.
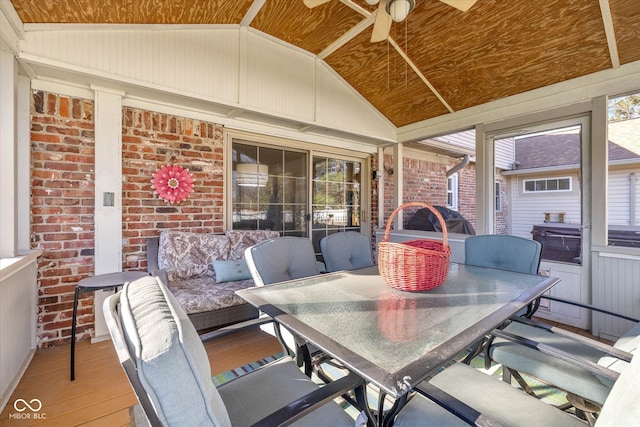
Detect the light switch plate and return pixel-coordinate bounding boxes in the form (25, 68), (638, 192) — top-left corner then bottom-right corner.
(103, 192), (115, 206)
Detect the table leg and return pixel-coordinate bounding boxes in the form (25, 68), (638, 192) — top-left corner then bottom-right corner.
(355, 385), (377, 427)
(70, 286), (81, 381)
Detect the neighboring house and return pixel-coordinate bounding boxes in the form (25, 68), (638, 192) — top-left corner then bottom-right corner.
(400, 119), (639, 241)
(504, 119), (640, 241)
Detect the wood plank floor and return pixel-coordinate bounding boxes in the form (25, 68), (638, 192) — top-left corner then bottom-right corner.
(1, 320), (610, 426)
(0, 326), (282, 426)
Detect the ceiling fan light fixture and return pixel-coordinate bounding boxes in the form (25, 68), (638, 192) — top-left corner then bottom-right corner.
(386, 0), (415, 22)
(364, 0), (379, 5)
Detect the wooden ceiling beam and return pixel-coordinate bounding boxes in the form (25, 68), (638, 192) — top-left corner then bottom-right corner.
(387, 37), (454, 114)
(240, 0), (267, 27)
(318, 14), (375, 59)
(599, 0), (621, 68)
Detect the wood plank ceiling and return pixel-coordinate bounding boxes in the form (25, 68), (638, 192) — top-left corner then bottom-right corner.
(10, 0), (640, 128)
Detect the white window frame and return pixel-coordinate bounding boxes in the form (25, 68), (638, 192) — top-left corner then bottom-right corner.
(447, 173), (459, 211)
(523, 176), (572, 193)
(495, 182), (502, 212)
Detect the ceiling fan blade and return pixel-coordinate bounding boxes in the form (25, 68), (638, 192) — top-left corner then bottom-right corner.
(439, 0), (478, 12)
(303, 0), (331, 8)
(370, 0), (392, 42)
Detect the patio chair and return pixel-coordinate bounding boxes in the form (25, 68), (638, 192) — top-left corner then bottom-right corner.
(391, 345), (639, 427)
(464, 234), (542, 275)
(244, 236), (321, 286)
(461, 234), (543, 362)
(485, 298), (640, 422)
(320, 231), (374, 272)
(103, 275), (365, 427)
(244, 236), (322, 371)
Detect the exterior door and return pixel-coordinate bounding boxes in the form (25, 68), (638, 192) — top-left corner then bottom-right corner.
(311, 156), (363, 260)
(489, 116), (591, 329)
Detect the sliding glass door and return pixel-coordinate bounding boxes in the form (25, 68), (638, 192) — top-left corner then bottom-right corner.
(311, 156), (362, 255)
(231, 142), (308, 236)
(230, 138), (369, 263)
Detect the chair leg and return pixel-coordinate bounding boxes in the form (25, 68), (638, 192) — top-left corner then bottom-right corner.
(567, 393), (601, 426)
(463, 337), (486, 364)
(506, 368), (537, 397)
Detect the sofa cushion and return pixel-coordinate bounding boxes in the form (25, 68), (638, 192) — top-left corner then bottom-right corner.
(158, 230), (230, 281)
(168, 276), (254, 315)
(212, 259), (252, 283)
(226, 230), (280, 260)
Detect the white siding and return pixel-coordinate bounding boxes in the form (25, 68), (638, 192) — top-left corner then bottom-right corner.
(637, 172), (640, 226)
(494, 137), (515, 171)
(608, 171), (632, 225)
(509, 172), (581, 239)
(433, 129), (475, 151)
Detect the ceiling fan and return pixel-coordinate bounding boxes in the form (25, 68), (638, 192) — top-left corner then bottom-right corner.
(303, 0), (478, 43)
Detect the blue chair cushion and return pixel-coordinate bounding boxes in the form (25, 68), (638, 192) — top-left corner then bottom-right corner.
(597, 348), (640, 425)
(465, 235), (541, 274)
(217, 357), (354, 426)
(395, 363), (585, 427)
(596, 322), (640, 378)
(120, 276), (231, 426)
(320, 232), (374, 272)
(245, 237), (320, 286)
(489, 321), (636, 404)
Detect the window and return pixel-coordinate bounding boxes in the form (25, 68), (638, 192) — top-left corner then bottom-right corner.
(606, 91), (640, 247)
(495, 182), (502, 212)
(523, 177), (572, 193)
(447, 174), (458, 210)
(231, 143), (307, 236)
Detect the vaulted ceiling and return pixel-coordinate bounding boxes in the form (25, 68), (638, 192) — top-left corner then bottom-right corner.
(9, 0), (640, 128)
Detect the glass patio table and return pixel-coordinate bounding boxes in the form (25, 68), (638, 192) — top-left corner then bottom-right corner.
(236, 263), (560, 399)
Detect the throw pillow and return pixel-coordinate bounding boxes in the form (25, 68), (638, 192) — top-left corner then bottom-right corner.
(212, 259), (252, 283)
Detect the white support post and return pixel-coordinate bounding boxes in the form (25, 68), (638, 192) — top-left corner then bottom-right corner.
(92, 87), (124, 342)
(377, 146), (385, 229)
(393, 143), (403, 230)
(0, 50), (17, 258)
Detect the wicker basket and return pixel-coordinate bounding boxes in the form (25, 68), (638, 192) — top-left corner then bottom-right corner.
(378, 202), (451, 292)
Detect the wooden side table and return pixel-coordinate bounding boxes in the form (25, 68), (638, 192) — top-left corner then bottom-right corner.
(70, 271), (148, 380)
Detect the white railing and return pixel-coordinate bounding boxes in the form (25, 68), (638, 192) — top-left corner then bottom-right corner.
(0, 251), (39, 412)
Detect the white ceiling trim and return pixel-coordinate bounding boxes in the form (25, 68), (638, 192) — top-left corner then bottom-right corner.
(397, 60), (640, 143)
(22, 22), (236, 31)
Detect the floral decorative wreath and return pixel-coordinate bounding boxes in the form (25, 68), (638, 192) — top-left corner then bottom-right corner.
(151, 164), (194, 204)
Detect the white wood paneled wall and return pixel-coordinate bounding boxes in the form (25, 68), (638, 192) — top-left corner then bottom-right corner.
(592, 252), (640, 339)
(20, 27), (395, 141)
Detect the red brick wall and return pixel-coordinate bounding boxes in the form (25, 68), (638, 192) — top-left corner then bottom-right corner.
(458, 163), (477, 230)
(381, 152), (477, 231)
(30, 91), (225, 347)
(495, 170), (509, 235)
(121, 107), (225, 272)
(31, 91), (96, 347)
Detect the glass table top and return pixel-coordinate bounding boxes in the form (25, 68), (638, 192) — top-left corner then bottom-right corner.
(237, 263), (559, 397)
